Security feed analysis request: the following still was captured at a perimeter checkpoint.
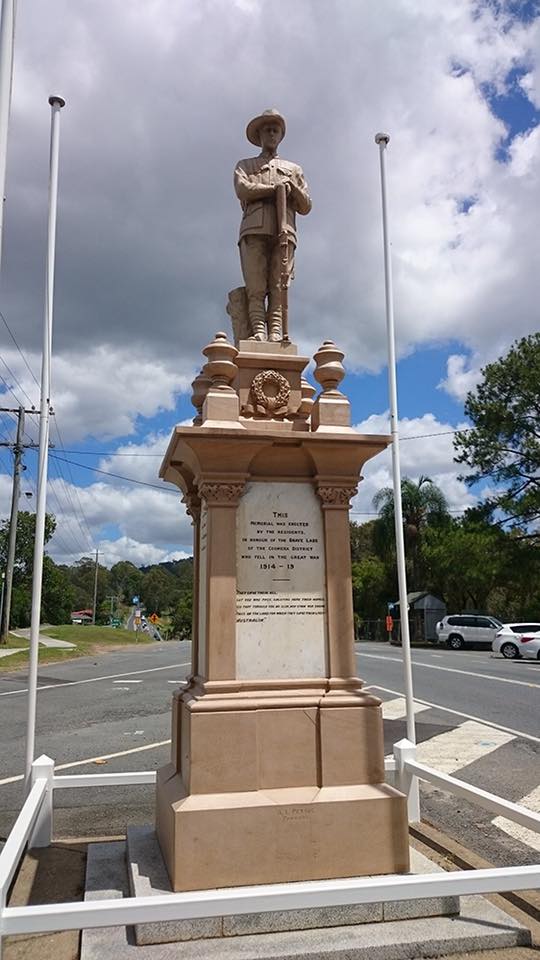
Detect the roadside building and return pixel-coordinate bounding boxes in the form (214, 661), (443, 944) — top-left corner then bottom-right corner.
(391, 592), (446, 644)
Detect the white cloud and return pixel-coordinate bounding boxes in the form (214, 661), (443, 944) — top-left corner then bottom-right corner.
(44, 432), (196, 564)
(0, 348), (191, 443)
(352, 412), (477, 520)
(438, 354), (481, 403)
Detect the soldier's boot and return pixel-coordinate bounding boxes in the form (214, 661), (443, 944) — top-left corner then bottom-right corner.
(248, 304), (267, 341)
(268, 312), (282, 342)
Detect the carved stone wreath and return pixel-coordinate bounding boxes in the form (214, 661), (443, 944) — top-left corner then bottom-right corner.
(251, 369), (290, 415)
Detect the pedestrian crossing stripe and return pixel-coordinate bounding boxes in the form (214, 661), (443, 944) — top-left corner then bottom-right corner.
(493, 784), (540, 853)
(381, 696), (539, 852)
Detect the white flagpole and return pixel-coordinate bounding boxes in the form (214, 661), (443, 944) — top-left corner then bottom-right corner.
(0, 0), (17, 270)
(24, 95), (65, 789)
(374, 133), (417, 748)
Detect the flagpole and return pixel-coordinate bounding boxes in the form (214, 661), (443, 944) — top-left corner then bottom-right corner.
(24, 95), (65, 789)
(0, 0), (17, 270)
(374, 132), (417, 749)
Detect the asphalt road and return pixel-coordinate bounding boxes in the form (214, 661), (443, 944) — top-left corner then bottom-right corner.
(0, 639), (538, 871)
(356, 641), (540, 869)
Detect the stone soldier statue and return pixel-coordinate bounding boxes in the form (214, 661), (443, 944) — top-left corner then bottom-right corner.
(233, 109), (312, 342)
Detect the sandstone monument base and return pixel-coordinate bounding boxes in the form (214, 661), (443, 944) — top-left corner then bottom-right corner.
(156, 335), (409, 892)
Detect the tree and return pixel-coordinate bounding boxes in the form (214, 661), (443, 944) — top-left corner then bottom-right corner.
(0, 512), (74, 628)
(349, 520), (377, 563)
(140, 566), (178, 616)
(109, 561), (143, 603)
(67, 557), (110, 616)
(373, 476), (450, 590)
(422, 517), (504, 612)
(454, 333), (540, 537)
(171, 589), (193, 639)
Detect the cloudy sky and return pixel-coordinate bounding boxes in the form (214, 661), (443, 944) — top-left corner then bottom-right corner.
(0, 0), (539, 567)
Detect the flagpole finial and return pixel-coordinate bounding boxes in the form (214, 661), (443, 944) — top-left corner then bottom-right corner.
(48, 95), (66, 108)
(375, 132), (390, 145)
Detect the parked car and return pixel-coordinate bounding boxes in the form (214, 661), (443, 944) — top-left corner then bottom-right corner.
(435, 614), (503, 650)
(492, 623), (540, 660)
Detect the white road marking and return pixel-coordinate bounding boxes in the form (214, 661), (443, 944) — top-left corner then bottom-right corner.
(415, 720), (514, 774)
(0, 738), (171, 786)
(365, 683), (540, 744)
(113, 679), (142, 684)
(381, 698), (430, 720)
(0, 662), (191, 697)
(360, 652), (540, 689)
(493, 785), (540, 852)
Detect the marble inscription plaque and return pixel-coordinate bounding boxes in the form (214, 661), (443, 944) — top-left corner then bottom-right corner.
(236, 481), (327, 679)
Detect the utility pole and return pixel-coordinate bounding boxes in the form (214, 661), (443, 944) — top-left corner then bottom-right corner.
(106, 594), (119, 625)
(1, 403), (24, 643)
(92, 548), (99, 624)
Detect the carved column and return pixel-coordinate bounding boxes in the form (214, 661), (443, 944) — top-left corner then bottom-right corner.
(181, 492), (201, 680)
(197, 479), (245, 680)
(316, 483), (358, 679)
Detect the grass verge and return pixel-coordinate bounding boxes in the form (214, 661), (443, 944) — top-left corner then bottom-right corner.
(0, 625), (154, 672)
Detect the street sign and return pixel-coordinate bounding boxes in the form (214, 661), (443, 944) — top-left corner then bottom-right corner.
(134, 617), (141, 626)
(149, 613), (159, 624)
(132, 596), (139, 604)
(385, 615), (393, 632)
(135, 609), (141, 618)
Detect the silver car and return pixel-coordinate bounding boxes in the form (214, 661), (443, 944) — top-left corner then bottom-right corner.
(492, 623), (540, 660)
(436, 614), (503, 650)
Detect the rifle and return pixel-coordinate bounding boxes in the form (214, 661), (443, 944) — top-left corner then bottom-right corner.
(276, 182), (289, 342)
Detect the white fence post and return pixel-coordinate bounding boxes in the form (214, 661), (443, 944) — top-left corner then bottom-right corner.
(394, 738), (420, 823)
(28, 755), (54, 848)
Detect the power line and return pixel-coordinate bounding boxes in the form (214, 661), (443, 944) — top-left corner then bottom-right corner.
(0, 353), (37, 408)
(47, 453), (178, 493)
(50, 419), (95, 551)
(0, 309), (40, 389)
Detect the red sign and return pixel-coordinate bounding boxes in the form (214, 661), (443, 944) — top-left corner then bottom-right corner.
(386, 615), (393, 632)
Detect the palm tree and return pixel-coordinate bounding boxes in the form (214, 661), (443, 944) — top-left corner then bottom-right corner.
(373, 476), (450, 589)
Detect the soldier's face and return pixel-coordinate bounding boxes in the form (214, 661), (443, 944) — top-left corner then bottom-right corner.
(259, 123), (282, 151)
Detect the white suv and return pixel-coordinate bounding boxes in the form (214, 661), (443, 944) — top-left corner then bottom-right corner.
(436, 614), (503, 650)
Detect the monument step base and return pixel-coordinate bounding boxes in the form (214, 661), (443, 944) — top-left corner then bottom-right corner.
(80, 839), (531, 960)
(128, 825), (460, 945)
(155, 776), (410, 890)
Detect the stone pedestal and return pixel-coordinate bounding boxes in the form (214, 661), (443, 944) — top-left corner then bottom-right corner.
(156, 334), (409, 892)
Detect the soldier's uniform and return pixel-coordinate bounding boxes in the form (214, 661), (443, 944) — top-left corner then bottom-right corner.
(234, 112), (311, 341)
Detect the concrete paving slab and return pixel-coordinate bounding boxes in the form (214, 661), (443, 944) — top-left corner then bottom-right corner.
(11, 628), (76, 649)
(0, 647), (26, 658)
(81, 837), (531, 960)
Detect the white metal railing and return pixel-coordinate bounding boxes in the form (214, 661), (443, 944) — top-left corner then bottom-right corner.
(0, 741), (538, 949)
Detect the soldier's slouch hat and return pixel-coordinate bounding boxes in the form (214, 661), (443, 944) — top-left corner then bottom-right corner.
(246, 108), (286, 146)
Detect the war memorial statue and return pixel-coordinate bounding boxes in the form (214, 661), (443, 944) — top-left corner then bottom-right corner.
(228, 108), (311, 344)
(154, 108), (410, 907)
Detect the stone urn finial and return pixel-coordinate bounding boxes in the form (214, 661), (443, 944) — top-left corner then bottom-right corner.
(191, 369), (211, 425)
(311, 341), (351, 431)
(297, 377), (316, 419)
(200, 332), (242, 426)
(202, 331), (238, 392)
(313, 341), (346, 395)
